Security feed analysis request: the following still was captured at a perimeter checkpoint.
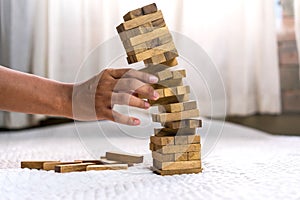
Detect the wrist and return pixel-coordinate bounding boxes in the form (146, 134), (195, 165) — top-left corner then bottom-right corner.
(58, 83), (73, 119)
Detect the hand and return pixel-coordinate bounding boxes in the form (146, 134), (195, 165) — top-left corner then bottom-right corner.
(72, 68), (159, 125)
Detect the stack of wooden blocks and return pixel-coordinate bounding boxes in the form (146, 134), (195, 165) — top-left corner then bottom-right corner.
(117, 3), (203, 175)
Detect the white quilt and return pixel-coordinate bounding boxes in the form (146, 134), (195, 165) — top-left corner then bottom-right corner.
(0, 120), (300, 200)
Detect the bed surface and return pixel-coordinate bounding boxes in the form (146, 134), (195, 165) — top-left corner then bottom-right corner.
(0, 120), (299, 200)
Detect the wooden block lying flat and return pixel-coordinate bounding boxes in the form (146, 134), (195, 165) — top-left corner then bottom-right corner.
(21, 161), (59, 170)
(123, 8), (143, 21)
(106, 152), (143, 164)
(158, 101), (197, 113)
(152, 109), (200, 123)
(188, 151), (201, 160)
(142, 3), (157, 14)
(149, 94), (189, 106)
(154, 128), (196, 136)
(150, 136), (174, 145)
(150, 143), (201, 154)
(152, 78), (183, 89)
(86, 164), (128, 171)
(116, 10), (163, 32)
(152, 151), (188, 162)
(153, 159), (201, 170)
(164, 119), (202, 129)
(43, 161), (81, 171)
(74, 160), (103, 164)
(99, 158), (123, 165)
(55, 163), (94, 173)
(151, 166), (202, 176)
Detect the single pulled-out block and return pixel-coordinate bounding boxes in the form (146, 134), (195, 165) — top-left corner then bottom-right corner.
(158, 101), (197, 113)
(152, 109), (200, 123)
(105, 152), (143, 164)
(150, 143), (201, 154)
(43, 161), (82, 171)
(55, 163), (95, 173)
(86, 164), (128, 171)
(21, 161), (59, 170)
(151, 166), (202, 176)
(164, 119), (202, 129)
(153, 159), (201, 170)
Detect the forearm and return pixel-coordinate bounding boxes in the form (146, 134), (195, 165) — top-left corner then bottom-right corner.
(0, 66), (73, 118)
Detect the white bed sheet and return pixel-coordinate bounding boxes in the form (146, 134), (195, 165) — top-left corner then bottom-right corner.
(0, 120), (300, 200)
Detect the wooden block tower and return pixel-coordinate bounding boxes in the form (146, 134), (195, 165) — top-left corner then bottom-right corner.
(116, 3), (202, 175)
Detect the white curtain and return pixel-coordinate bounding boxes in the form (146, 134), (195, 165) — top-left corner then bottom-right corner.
(0, 0), (281, 128)
(295, 0), (300, 76)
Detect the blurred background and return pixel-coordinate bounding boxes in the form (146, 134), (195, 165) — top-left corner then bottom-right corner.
(0, 0), (299, 135)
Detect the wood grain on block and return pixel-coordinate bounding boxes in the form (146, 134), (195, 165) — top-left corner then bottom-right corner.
(150, 143), (201, 154)
(188, 135), (201, 144)
(151, 151), (188, 162)
(161, 58), (178, 67)
(154, 128), (196, 135)
(152, 109), (200, 123)
(152, 18), (166, 28)
(145, 37), (160, 49)
(131, 41), (176, 62)
(163, 85), (190, 97)
(118, 27), (143, 42)
(142, 3), (157, 14)
(149, 94), (189, 106)
(144, 53), (167, 65)
(55, 163), (94, 173)
(151, 166), (202, 176)
(116, 10), (163, 31)
(128, 26), (169, 46)
(158, 34), (173, 45)
(43, 161), (82, 171)
(174, 136), (188, 145)
(188, 151), (201, 161)
(86, 164), (128, 171)
(150, 136), (174, 145)
(158, 101), (197, 113)
(173, 135), (201, 145)
(106, 152), (143, 164)
(156, 69), (173, 80)
(152, 78), (183, 89)
(123, 8), (143, 21)
(21, 161), (59, 170)
(126, 42), (148, 56)
(172, 69), (186, 79)
(164, 49), (179, 61)
(153, 159), (201, 170)
(164, 119), (202, 129)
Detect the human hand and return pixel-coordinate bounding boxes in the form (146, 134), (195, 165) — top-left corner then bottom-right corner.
(72, 68), (159, 125)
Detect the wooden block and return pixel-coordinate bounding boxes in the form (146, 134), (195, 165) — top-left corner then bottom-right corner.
(188, 151), (201, 161)
(161, 58), (178, 67)
(142, 3), (157, 14)
(145, 37), (160, 49)
(149, 94), (189, 106)
(164, 49), (179, 61)
(175, 153), (188, 161)
(187, 135), (201, 144)
(86, 164), (128, 171)
(162, 85), (190, 97)
(152, 18), (166, 28)
(156, 69), (173, 81)
(153, 109), (200, 123)
(143, 48), (179, 65)
(123, 8), (143, 21)
(144, 53), (167, 65)
(158, 34), (173, 45)
(151, 166), (202, 175)
(116, 10), (163, 31)
(139, 63), (170, 74)
(151, 152), (188, 162)
(150, 136), (174, 145)
(74, 160), (103, 164)
(164, 119), (202, 129)
(131, 41), (176, 62)
(150, 143), (201, 154)
(163, 87), (177, 97)
(152, 78), (183, 89)
(106, 152), (143, 164)
(172, 69), (186, 79)
(154, 128), (196, 136)
(158, 101), (197, 113)
(21, 161), (59, 170)
(43, 161), (82, 171)
(174, 136), (188, 145)
(55, 163), (94, 173)
(176, 85), (190, 95)
(153, 159), (201, 170)
(99, 158), (123, 165)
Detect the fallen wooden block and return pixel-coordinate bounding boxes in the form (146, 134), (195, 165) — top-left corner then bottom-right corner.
(86, 164), (128, 171)
(153, 159), (201, 170)
(100, 158), (134, 167)
(164, 119), (202, 129)
(152, 109), (200, 123)
(116, 10), (163, 32)
(151, 166), (202, 176)
(43, 161), (82, 171)
(152, 151), (188, 162)
(149, 94), (190, 106)
(158, 101), (197, 113)
(55, 162), (95, 173)
(150, 143), (201, 154)
(105, 152), (143, 164)
(21, 161), (59, 170)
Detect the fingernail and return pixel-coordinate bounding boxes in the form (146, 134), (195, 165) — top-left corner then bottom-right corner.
(144, 101), (150, 108)
(132, 119), (140, 126)
(149, 75), (159, 83)
(153, 91), (159, 99)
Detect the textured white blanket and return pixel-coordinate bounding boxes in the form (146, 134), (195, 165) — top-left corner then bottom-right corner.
(0, 120), (299, 200)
